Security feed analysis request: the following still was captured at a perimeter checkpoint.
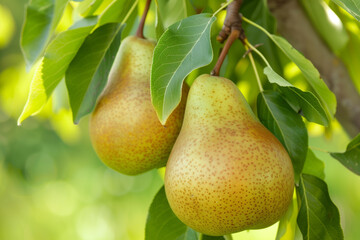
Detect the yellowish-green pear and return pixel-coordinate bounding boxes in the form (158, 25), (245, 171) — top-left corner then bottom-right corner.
(90, 36), (187, 175)
(165, 74), (294, 236)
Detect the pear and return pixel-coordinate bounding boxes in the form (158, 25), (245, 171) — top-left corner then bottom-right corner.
(90, 36), (187, 175)
(165, 74), (294, 236)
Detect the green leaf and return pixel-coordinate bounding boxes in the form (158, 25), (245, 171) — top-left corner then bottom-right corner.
(297, 174), (344, 240)
(77, 0), (103, 17)
(257, 90), (308, 180)
(177, 228), (199, 240)
(276, 193), (298, 240)
(97, 0), (135, 27)
(151, 13), (216, 124)
(145, 186), (221, 240)
(120, 4), (138, 39)
(158, 0), (189, 27)
(241, 0), (282, 72)
(302, 149), (325, 180)
(154, 2), (165, 40)
(300, 0), (348, 54)
(330, 133), (360, 175)
(21, 0), (68, 68)
(331, 0), (360, 22)
(339, 15), (360, 92)
(18, 18), (97, 125)
(145, 186), (194, 240)
(65, 23), (123, 124)
(264, 67), (329, 126)
(242, 19), (337, 120)
(202, 235), (225, 240)
(155, 0), (188, 38)
(270, 35), (337, 121)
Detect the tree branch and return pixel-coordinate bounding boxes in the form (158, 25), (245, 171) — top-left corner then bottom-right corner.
(267, 0), (360, 137)
(212, 0), (244, 76)
(217, 0), (243, 43)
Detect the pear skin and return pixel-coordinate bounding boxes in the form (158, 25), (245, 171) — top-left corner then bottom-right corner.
(165, 74), (294, 236)
(90, 36), (187, 175)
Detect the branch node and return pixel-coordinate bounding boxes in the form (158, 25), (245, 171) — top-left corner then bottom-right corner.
(242, 42), (263, 58)
(217, 0), (243, 43)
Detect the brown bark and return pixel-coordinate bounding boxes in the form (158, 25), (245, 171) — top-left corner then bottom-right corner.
(217, 0), (243, 43)
(267, 0), (360, 137)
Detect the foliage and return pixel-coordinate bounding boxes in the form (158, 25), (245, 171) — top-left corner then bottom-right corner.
(331, 133), (360, 175)
(151, 13), (215, 124)
(0, 0), (359, 239)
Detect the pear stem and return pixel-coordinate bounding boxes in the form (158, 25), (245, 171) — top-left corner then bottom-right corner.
(211, 29), (240, 76)
(136, 0), (152, 39)
(246, 43), (264, 92)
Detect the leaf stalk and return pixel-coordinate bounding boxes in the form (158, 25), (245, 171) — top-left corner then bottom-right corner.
(246, 44), (264, 92)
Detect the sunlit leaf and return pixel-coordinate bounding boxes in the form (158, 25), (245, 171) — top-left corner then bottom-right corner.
(331, 0), (360, 22)
(77, 0), (103, 17)
(21, 0), (68, 68)
(18, 18), (97, 125)
(151, 13), (216, 124)
(264, 67), (329, 126)
(339, 14), (360, 92)
(242, 18), (337, 120)
(297, 174), (344, 240)
(276, 192), (298, 240)
(330, 133), (360, 175)
(97, 0), (135, 27)
(65, 23), (123, 123)
(257, 90), (308, 180)
(155, 0), (188, 39)
(270, 35), (337, 121)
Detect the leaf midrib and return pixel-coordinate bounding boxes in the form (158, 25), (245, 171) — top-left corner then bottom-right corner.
(161, 16), (214, 121)
(261, 93), (289, 151)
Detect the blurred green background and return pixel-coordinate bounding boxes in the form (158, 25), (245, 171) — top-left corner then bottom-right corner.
(1, 0), (360, 239)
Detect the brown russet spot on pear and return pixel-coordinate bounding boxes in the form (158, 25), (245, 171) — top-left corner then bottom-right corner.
(90, 36), (187, 175)
(164, 74), (294, 236)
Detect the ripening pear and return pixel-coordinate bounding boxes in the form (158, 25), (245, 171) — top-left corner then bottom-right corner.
(90, 36), (187, 175)
(165, 74), (294, 236)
